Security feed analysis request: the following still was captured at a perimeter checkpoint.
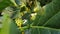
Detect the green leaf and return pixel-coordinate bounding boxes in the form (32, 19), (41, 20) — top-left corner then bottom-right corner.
(43, 11), (60, 29)
(0, 8), (21, 34)
(0, 0), (13, 11)
(32, 0), (60, 26)
(26, 0), (60, 34)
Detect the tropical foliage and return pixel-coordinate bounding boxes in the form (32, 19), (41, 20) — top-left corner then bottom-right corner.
(0, 0), (60, 34)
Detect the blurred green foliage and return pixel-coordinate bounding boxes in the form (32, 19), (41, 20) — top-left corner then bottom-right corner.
(0, 0), (13, 11)
(0, 0), (60, 34)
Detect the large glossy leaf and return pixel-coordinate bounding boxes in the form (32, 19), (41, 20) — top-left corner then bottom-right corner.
(32, 0), (60, 26)
(25, 0), (60, 34)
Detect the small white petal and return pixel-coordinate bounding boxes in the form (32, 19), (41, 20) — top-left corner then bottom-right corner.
(23, 19), (27, 24)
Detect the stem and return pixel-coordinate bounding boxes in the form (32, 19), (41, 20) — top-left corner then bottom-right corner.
(21, 25), (60, 31)
(31, 26), (60, 31)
